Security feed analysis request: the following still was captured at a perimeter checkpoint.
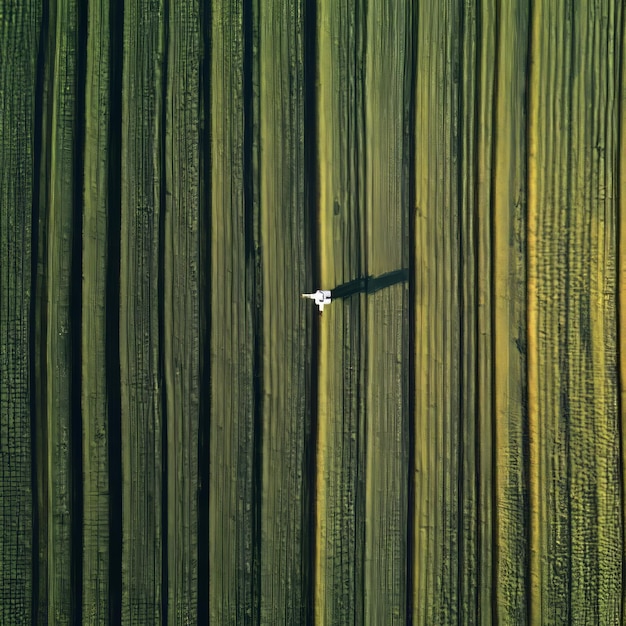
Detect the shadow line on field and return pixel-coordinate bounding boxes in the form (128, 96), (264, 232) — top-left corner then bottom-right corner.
(330, 268), (409, 300)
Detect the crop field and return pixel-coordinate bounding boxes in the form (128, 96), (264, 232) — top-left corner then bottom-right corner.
(1, 0), (625, 624)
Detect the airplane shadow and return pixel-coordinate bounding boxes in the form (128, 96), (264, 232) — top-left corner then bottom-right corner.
(330, 268), (409, 300)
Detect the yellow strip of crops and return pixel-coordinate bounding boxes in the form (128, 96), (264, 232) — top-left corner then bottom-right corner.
(567, 6), (621, 621)
(526, 0), (542, 620)
(413, 3), (447, 622)
(527, 2), (623, 622)
(310, 2), (335, 624)
(315, 0), (366, 622)
(615, 3), (626, 606)
(492, 1), (529, 621)
(620, 0), (626, 614)
(314, 1), (331, 619)
(476, 2), (495, 618)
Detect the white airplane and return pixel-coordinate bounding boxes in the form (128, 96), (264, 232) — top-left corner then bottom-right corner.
(301, 290), (332, 312)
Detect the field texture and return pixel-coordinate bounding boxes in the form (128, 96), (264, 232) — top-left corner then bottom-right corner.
(1, 0), (625, 624)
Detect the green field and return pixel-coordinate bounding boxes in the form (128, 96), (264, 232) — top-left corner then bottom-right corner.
(1, 0), (625, 623)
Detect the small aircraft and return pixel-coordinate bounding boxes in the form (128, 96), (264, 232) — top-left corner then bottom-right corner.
(301, 290), (332, 312)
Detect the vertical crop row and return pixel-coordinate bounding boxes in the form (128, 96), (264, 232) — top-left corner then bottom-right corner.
(527, 1), (623, 622)
(0, 3), (39, 623)
(207, 0), (258, 621)
(119, 0), (165, 621)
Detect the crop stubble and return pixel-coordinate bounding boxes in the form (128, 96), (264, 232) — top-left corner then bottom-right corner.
(1, 0), (626, 624)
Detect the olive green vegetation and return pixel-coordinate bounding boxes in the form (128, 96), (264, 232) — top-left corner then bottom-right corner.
(119, 0), (164, 622)
(1, 0), (626, 624)
(317, 1), (410, 623)
(162, 3), (202, 623)
(0, 3), (38, 623)
(257, 2), (313, 623)
(82, 1), (113, 622)
(35, 1), (78, 621)
(209, 2), (256, 621)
